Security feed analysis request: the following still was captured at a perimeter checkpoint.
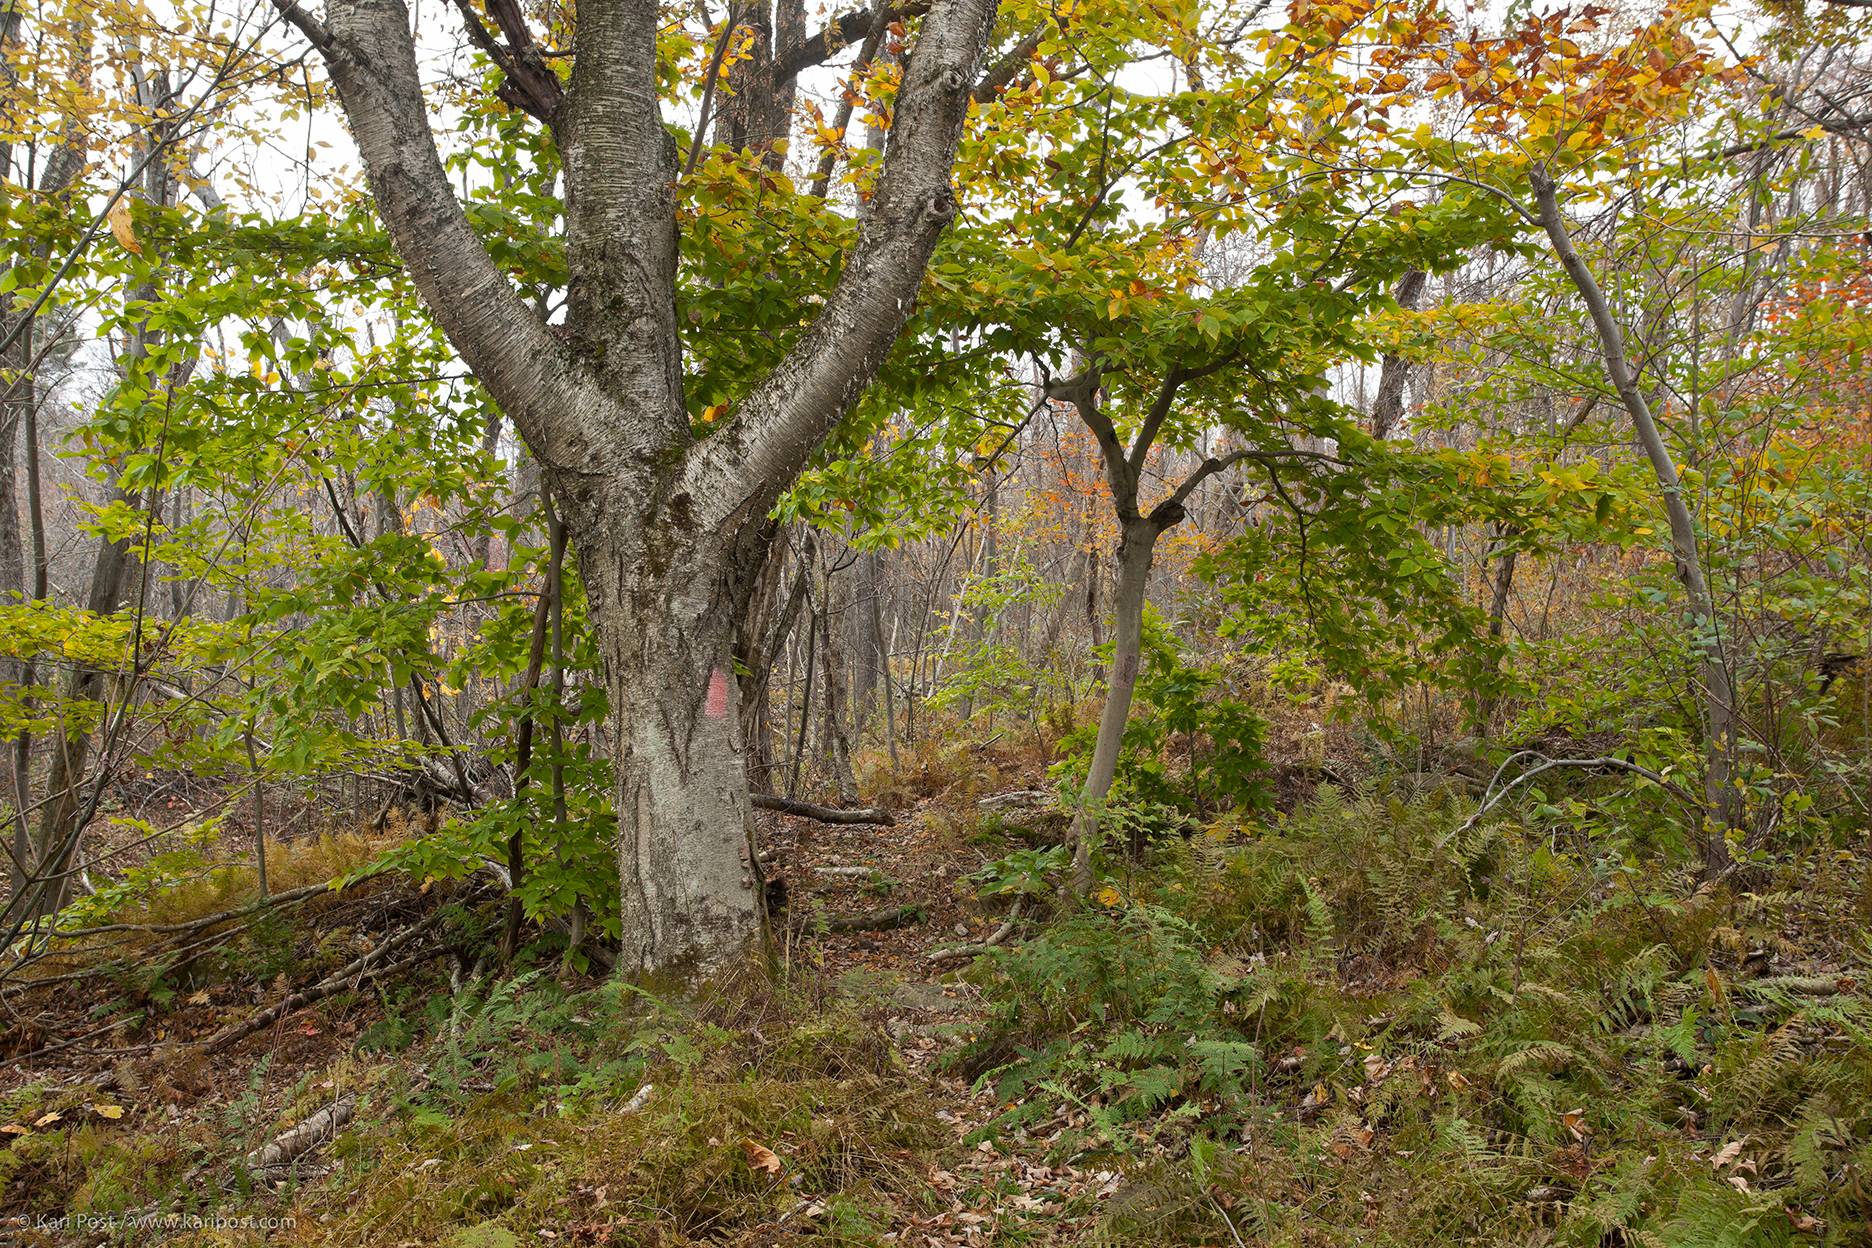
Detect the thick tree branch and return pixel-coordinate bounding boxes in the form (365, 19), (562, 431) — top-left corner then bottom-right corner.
(1122, 354), (1238, 476)
(1046, 362), (1140, 517)
(446, 0), (565, 125)
(271, 0), (333, 50)
(1125, 366), (1187, 477)
(1369, 267), (1425, 439)
(972, 28), (1042, 102)
(274, 0), (598, 472)
(560, 0), (689, 443)
(780, 0), (932, 79)
(686, 0), (1000, 530)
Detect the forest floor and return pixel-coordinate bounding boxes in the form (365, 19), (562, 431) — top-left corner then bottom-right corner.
(3, 744), (1869, 1246)
(758, 794), (1130, 1245)
(0, 759), (1146, 1246)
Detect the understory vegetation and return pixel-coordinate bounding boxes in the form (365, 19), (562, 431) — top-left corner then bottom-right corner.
(965, 788), (1872, 1245)
(2, 773), (1867, 1245)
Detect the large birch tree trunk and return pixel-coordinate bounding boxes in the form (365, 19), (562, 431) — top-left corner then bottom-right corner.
(588, 539), (764, 975)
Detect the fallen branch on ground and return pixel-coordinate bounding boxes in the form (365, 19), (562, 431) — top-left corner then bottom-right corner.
(753, 793), (895, 825)
(927, 899), (1026, 964)
(203, 901), (461, 1054)
(976, 790), (1053, 813)
(246, 1094), (357, 1172)
(809, 903), (925, 934)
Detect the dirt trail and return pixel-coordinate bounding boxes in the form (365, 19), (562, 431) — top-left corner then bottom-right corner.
(762, 804), (1117, 1244)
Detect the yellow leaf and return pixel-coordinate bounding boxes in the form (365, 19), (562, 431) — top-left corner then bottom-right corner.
(1095, 884), (1122, 907)
(107, 199), (142, 255)
(32, 1111), (62, 1128)
(0, 1124), (30, 1136)
(94, 1105), (124, 1120)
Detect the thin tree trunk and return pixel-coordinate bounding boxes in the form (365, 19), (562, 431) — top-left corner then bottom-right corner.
(19, 488), (141, 925)
(1068, 521), (1154, 894)
(244, 728), (268, 899)
(816, 590), (859, 803)
(501, 486), (565, 962)
(869, 557), (900, 769)
(788, 595), (818, 799)
(1532, 171), (1740, 873)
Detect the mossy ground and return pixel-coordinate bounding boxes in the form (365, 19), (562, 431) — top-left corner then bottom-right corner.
(2, 771), (1868, 1247)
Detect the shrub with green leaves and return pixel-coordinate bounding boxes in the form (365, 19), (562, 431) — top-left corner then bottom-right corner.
(1055, 607), (1274, 831)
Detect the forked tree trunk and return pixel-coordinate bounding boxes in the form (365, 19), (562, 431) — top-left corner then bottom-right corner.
(1049, 360), (1249, 895)
(282, 0), (1000, 978)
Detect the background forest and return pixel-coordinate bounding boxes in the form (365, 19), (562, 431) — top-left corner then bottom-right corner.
(0, 0), (1869, 1241)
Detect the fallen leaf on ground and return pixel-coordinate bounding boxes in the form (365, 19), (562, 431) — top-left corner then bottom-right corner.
(741, 1138), (782, 1175)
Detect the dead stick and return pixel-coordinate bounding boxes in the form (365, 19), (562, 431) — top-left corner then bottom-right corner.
(928, 899), (1025, 964)
(752, 793), (895, 825)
